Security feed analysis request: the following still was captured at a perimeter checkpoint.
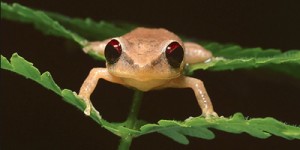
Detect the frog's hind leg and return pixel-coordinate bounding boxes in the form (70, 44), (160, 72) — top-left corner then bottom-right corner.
(83, 39), (111, 55)
(184, 42), (213, 64)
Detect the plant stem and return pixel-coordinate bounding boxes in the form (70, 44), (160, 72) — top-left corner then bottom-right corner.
(126, 90), (143, 128)
(118, 136), (133, 150)
(118, 90), (143, 150)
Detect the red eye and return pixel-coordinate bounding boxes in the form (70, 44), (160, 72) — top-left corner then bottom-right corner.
(165, 42), (184, 68)
(104, 39), (122, 64)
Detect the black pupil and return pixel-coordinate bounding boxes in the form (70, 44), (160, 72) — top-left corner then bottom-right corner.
(165, 42), (184, 68)
(104, 39), (122, 64)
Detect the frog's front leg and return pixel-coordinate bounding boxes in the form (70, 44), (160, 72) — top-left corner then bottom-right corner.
(164, 76), (218, 118)
(78, 68), (124, 116)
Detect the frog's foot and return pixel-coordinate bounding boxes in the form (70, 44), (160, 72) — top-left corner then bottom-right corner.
(78, 95), (92, 116)
(202, 111), (219, 119)
(84, 102), (91, 116)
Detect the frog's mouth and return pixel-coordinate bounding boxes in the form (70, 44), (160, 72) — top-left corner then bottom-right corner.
(109, 69), (181, 82)
(121, 77), (171, 92)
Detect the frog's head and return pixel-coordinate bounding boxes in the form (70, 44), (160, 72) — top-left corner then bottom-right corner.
(104, 28), (185, 81)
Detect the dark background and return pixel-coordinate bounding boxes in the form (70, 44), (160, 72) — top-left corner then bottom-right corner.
(1, 0), (300, 150)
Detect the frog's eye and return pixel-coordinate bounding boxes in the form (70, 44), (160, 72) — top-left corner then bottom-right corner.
(105, 39), (122, 64)
(165, 42), (184, 68)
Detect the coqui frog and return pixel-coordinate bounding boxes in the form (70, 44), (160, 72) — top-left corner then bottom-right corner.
(79, 27), (218, 117)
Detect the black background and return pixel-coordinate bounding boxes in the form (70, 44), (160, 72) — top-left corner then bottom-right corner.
(1, 0), (300, 150)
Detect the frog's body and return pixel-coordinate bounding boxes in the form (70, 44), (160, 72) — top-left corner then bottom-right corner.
(79, 27), (217, 117)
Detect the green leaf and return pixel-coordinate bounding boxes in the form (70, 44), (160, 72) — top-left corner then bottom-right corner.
(139, 113), (300, 144)
(188, 44), (300, 78)
(0, 53), (120, 136)
(61, 89), (85, 111)
(10, 53), (41, 80)
(2, 2), (300, 79)
(1, 53), (299, 145)
(181, 127), (215, 140)
(1, 55), (13, 70)
(44, 12), (300, 78)
(45, 12), (135, 40)
(40, 72), (61, 95)
(160, 130), (190, 145)
(189, 50), (300, 71)
(2, 2), (300, 146)
(1, 2), (87, 46)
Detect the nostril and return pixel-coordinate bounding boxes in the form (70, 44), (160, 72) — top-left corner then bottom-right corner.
(123, 54), (134, 65)
(126, 57), (134, 65)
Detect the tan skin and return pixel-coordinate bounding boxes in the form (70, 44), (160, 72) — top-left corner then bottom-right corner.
(79, 27), (218, 117)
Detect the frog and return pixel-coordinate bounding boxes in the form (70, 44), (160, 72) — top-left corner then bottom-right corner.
(79, 27), (218, 118)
